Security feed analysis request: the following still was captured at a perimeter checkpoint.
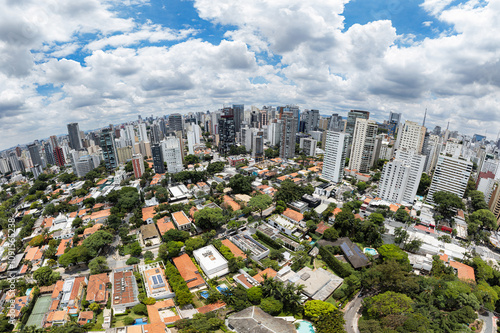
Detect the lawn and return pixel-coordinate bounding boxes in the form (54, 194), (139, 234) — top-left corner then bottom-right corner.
(113, 312), (147, 327)
(91, 312), (105, 331)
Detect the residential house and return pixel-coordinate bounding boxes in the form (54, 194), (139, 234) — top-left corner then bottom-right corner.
(172, 211), (193, 231)
(140, 223), (161, 246)
(86, 273), (110, 305)
(172, 254), (205, 290)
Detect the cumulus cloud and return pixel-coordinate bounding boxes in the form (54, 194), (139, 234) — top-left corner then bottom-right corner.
(1, 0), (500, 149)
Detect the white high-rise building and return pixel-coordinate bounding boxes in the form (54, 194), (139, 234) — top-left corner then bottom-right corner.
(348, 119), (378, 173)
(395, 120), (426, 153)
(300, 138), (317, 157)
(161, 136), (183, 174)
(187, 131), (196, 155)
(378, 150), (426, 205)
(138, 123), (148, 143)
(322, 131), (349, 183)
(426, 155), (473, 205)
(124, 125), (135, 146)
(0, 158), (10, 174)
(267, 121), (282, 146)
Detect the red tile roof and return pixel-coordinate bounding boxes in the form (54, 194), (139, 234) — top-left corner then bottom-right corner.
(197, 301), (225, 314)
(172, 254), (204, 289)
(282, 208), (304, 222)
(86, 273), (109, 303)
(315, 221), (330, 235)
(252, 268), (277, 283)
(221, 239), (246, 259)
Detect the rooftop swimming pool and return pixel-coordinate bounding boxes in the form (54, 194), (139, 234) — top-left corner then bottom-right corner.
(296, 320), (315, 333)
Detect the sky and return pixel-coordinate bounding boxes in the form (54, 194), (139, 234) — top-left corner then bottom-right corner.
(0, 0), (499, 150)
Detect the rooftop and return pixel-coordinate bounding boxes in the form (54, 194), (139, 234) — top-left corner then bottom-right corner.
(172, 254), (205, 289)
(172, 211), (192, 226)
(221, 239), (246, 259)
(282, 208), (304, 222)
(227, 306), (296, 333)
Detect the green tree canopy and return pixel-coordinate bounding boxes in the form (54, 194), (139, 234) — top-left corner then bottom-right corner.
(194, 207), (225, 230)
(304, 300), (336, 319)
(248, 194), (273, 218)
(82, 230), (113, 257)
(228, 174), (253, 194)
(260, 297), (283, 315)
(365, 291), (414, 318)
(469, 209), (497, 230)
(33, 266), (61, 286)
(432, 191), (465, 219)
(89, 256), (109, 274)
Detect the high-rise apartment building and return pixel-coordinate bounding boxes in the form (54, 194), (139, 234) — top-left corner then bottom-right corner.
(322, 131), (349, 183)
(378, 150), (426, 205)
(302, 109), (319, 134)
(161, 136), (183, 174)
(137, 123), (148, 143)
(267, 120), (282, 146)
(53, 146), (66, 166)
(43, 142), (55, 166)
(279, 111), (298, 160)
(426, 155), (473, 205)
(488, 182), (500, 224)
(132, 154), (145, 179)
(328, 114), (344, 132)
(100, 128), (117, 170)
(0, 158), (10, 174)
(348, 119), (378, 173)
(299, 138), (317, 157)
(252, 131), (264, 161)
(395, 120), (426, 153)
(345, 110), (370, 154)
(67, 123), (83, 150)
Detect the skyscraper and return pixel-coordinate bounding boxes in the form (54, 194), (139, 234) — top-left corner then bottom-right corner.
(328, 114), (344, 132)
(426, 155), (473, 205)
(345, 110), (370, 156)
(233, 104), (244, 133)
(388, 111), (401, 136)
(99, 128), (117, 170)
(67, 123), (83, 150)
(43, 142), (55, 166)
(322, 131), (349, 183)
(161, 136), (183, 174)
(151, 144), (165, 174)
(53, 146), (66, 167)
(28, 143), (42, 167)
(303, 109), (320, 134)
(169, 113), (183, 132)
(348, 119), (378, 173)
(218, 107), (236, 156)
(279, 110), (298, 160)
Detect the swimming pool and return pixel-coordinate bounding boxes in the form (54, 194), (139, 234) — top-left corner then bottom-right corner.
(25, 288), (32, 296)
(134, 318), (147, 325)
(364, 247), (378, 256)
(200, 290), (210, 299)
(296, 320), (315, 333)
(216, 285), (229, 292)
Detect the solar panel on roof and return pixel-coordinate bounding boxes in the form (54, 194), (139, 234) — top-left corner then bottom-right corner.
(340, 243), (353, 257)
(353, 246), (368, 261)
(151, 275), (158, 285)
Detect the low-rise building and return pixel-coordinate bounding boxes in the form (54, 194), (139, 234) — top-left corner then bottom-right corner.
(172, 211), (193, 231)
(193, 245), (230, 279)
(111, 267), (140, 313)
(172, 254), (205, 290)
(139, 263), (175, 300)
(140, 223), (161, 246)
(86, 273), (109, 305)
(230, 233), (270, 261)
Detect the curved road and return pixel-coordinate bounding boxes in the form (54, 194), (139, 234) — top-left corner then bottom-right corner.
(344, 293), (363, 333)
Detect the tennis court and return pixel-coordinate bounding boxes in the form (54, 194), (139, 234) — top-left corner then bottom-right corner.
(26, 295), (52, 328)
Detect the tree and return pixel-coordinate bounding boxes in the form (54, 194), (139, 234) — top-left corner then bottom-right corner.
(417, 173), (431, 196)
(154, 187), (169, 203)
(394, 208), (409, 222)
(194, 207), (225, 230)
(432, 191), (465, 219)
(144, 251), (154, 261)
(304, 300), (336, 319)
(163, 229), (190, 243)
(365, 291), (414, 318)
(403, 239), (423, 253)
(206, 161), (225, 175)
(323, 227), (339, 241)
(132, 303), (148, 315)
(394, 227), (409, 245)
(377, 244), (410, 267)
(89, 256), (109, 274)
(470, 190), (489, 211)
(368, 213), (385, 226)
(228, 174), (253, 194)
(314, 308), (346, 333)
(184, 237), (206, 254)
(469, 209), (497, 230)
(248, 194), (273, 219)
(123, 317), (135, 326)
(33, 266), (61, 286)
(126, 257), (140, 265)
(83, 230), (113, 257)
(89, 302), (101, 312)
(247, 286), (263, 304)
(357, 181), (367, 193)
(260, 297), (283, 315)
(128, 241), (142, 256)
(166, 241), (183, 258)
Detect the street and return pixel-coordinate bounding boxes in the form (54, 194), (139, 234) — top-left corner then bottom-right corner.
(344, 293), (363, 333)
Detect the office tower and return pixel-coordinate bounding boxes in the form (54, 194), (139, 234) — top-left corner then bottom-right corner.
(8, 152), (21, 172)
(169, 113), (183, 132)
(137, 123), (148, 143)
(132, 154), (145, 179)
(322, 131), (349, 183)
(426, 155), (473, 205)
(15, 146), (21, 157)
(75, 155), (96, 178)
(218, 108), (236, 156)
(302, 109), (319, 134)
(432, 126), (442, 136)
(328, 114), (344, 132)
(49, 136), (59, 150)
(348, 119), (378, 173)
(389, 111), (401, 125)
(241, 126), (252, 150)
(250, 110), (259, 128)
(259, 109), (268, 128)
(279, 111), (298, 159)
(300, 138), (317, 157)
(150, 123), (162, 144)
(116, 147), (133, 164)
(378, 150), (426, 205)
(233, 104), (244, 133)
(0, 158), (10, 174)
(161, 136), (183, 174)
(43, 142), (55, 166)
(252, 131), (264, 161)
(100, 128), (117, 170)
(472, 134), (486, 143)
(394, 120), (426, 153)
(151, 144), (165, 174)
(488, 182), (500, 224)
(345, 110), (370, 156)
(159, 118), (168, 136)
(27, 143), (42, 168)
(67, 123), (83, 150)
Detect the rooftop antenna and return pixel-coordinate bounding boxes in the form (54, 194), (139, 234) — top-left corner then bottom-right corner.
(422, 108), (427, 127)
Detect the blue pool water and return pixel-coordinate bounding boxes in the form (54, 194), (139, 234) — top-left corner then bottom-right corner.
(310, 241), (316, 246)
(134, 318), (147, 325)
(25, 288), (32, 296)
(364, 247), (377, 256)
(200, 291), (210, 299)
(216, 285), (228, 292)
(296, 320), (315, 333)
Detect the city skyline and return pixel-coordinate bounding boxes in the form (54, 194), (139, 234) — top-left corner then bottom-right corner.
(1, 0), (499, 150)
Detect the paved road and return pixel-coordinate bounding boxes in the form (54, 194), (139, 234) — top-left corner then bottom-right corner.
(479, 311), (495, 333)
(344, 293), (363, 333)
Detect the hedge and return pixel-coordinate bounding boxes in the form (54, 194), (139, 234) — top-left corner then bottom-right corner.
(164, 262), (193, 306)
(255, 231), (281, 250)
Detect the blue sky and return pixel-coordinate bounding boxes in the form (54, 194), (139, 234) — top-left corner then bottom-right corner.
(0, 0), (498, 150)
